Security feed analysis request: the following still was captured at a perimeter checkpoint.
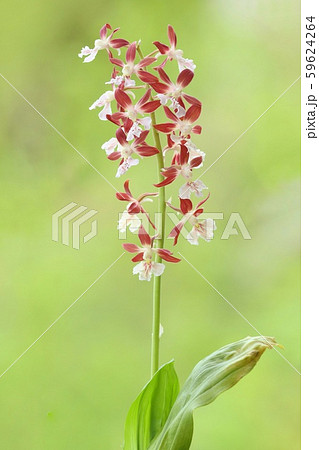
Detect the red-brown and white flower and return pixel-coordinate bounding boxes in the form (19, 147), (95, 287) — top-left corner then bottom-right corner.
(154, 144), (203, 190)
(153, 25), (196, 72)
(116, 180), (158, 228)
(167, 195), (213, 245)
(102, 128), (159, 177)
(107, 88), (160, 140)
(123, 225), (180, 281)
(164, 134), (205, 164)
(78, 24), (129, 63)
(153, 104), (202, 137)
(110, 42), (156, 78)
(138, 67), (200, 114)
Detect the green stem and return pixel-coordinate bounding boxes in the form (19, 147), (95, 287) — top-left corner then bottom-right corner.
(136, 45), (166, 377)
(151, 112), (166, 377)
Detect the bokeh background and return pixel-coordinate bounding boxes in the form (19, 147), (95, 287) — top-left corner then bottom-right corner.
(0, 0), (300, 449)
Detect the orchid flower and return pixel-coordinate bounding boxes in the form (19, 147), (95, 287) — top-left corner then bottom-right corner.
(163, 134), (205, 164)
(153, 25), (196, 72)
(154, 145), (205, 198)
(116, 180), (158, 229)
(167, 195), (213, 245)
(153, 104), (202, 137)
(78, 24), (129, 63)
(110, 42), (157, 78)
(102, 128), (159, 177)
(123, 225), (180, 281)
(107, 88), (160, 140)
(138, 67), (200, 115)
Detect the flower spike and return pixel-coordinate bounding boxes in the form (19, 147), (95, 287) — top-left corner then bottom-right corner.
(79, 23), (214, 280)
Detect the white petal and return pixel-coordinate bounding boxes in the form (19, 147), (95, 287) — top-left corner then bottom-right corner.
(83, 48), (99, 63)
(179, 183), (191, 199)
(152, 262), (165, 277)
(128, 217), (142, 232)
(157, 94), (169, 105)
(206, 218), (217, 232)
(116, 157), (139, 177)
(78, 46), (92, 58)
(98, 103), (112, 121)
(171, 98), (186, 118)
(125, 78), (136, 88)
(118, 211), (141, 232)
(139, 117), (152, 130)
(177, 56), (196, 72)
(127, 122), (142, 141)
(133, 262), (152, 281)
(187, 228), (200, 245)
(101, 137), (119, 154)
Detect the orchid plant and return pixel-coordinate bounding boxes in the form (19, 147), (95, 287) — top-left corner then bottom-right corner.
(79, 23), (276, 449)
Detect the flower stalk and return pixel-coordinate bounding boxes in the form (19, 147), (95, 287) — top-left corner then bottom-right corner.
(151, 110), (165, 376)
(138, 44), (166, 375)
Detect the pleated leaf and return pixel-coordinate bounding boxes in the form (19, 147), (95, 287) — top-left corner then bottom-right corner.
(149, 336), (276, 450)
(124, 361), (180, 450)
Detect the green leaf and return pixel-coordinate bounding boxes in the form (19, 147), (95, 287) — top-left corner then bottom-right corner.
(124, 361), (180, 450)
(149, 336), (276, 450)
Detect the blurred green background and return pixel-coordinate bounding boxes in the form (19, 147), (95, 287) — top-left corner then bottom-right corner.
(0, 0), (300, 449)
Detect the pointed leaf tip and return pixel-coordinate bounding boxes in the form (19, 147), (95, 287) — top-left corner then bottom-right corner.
(149, 336), (277, 450)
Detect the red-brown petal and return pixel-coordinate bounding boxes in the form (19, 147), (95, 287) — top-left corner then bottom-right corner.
(185, 104), (201, 123)
(138, 225), (151, 246)
(157, 248), (181, 263)
(116, 192), (131, 201)
(154, 176), (177, 188)
(136, 145), (159, 157)
(180, 198), (193, 214)
(182, 93), (201, 106)
(132, 253), (144, 262)
(115, 89), (133, 110)
(126, 42), (136, 63)
(180, 144), (189, 166)
(177, 69), (194, 88)
(157, 68), (172, 85)
(153, 123), (176, 133)
(128, 201), (141, 214)
(123, 243), (140, 253)
(167, 25), (177, 47)
(192, 125), (202, 134)
(150, 82), (170, 94)
(153, 41), (170, 54)
(106, 113), (124, 126)
(140, 100), (161, 113)
(116, 127), (127, 146)
(138, 57), (157, 68)
(109, 57), (124, 67)
(107, 151), (121, 161)
(110, 38), (129, 48)
(190, 156), (203, 168)
(137, 70), (159, 84)
(163, 106), (178, 122)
